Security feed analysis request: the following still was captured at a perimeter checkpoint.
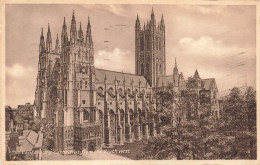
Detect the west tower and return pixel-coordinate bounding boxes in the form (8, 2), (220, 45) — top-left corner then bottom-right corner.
(135, 9), (166, 87)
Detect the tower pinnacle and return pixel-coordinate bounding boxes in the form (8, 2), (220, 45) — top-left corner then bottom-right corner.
(55, 33), (60, 53)
(70, 10), (77, 44)
(78, 22), (84, 43)
(46, 23), (52, 53)
(39, 28), (45, 54)
(61, 17), (68, 47)
(86, 16), (92, 46)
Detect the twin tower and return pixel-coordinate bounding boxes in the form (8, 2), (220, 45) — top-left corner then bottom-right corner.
(135, 8), (166, 87)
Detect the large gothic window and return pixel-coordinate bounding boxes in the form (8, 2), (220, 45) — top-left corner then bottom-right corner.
(109, 110), (116, 142)
(160, 64), (162, 75)
(78, 49), (81, 59)
(85, 51), (88, 61)
(141, 64), (144, 76)
(156, 63), (159, 78)
(146, 35), (149, 50)
(159, 38), (161, 51)
(156, 36), (158, 50)
(98, 110), (103, 138)
(138, 109), (142, 133)
(140, 36), (144, 51)
(129, 109), (134, 132)
(146, 63), (149, 75)
(120, 110), (125, 134)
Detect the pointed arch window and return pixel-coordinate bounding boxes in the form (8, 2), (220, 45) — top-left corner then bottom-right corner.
(109, 110), (116, 138)
(129, 109), (134, 132)
(120, 110), (125, 134)
(85, 51), (88, 61)
(156, 36), (158, 50)
(146, 34), (149, 50)
(141, 64), (144, 76)
(146, 63), (149, 75)
(159, 38), (161, 51)
(83, 110), (90, 121)
(78, 49), (81, 59)
(140, 36), (144, 51)
(159, 64), (162, 75)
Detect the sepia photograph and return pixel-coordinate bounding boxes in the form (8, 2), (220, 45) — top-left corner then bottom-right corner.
(2, 2), (257, 162)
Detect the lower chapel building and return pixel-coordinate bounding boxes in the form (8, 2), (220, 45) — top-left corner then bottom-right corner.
(34, 10), (220, 152)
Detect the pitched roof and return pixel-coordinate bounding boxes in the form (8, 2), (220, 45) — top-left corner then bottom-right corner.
(157, 75), (173, 87)
(201, 78), (217, 91)
(16, 130), (43, 152)
(194, 69), (200, 79)
(95, 68), (150, 88)
(27, 130), (38, 146)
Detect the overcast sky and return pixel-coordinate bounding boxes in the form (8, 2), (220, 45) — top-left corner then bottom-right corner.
(5, 4), (256, 108)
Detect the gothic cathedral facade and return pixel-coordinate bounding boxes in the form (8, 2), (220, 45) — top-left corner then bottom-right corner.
(34, 9), (219, 152)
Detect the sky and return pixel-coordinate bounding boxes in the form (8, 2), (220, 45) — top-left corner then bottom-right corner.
(5, 4), (256, 108)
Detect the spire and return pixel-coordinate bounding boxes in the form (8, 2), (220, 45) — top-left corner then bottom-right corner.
(173, 58), (179, 86)
(160, 14), (165, 30)
(78, 22), (84, 42)
(173, 57), (178, 75)
(87, 16), (91, 34)
(46, 23), (52, 53)
(55, 33), (60, 53)
(70, 10), (77, 44)
(88, 16), (90, 26)
(194, 69), (201, 79)
(41, 28), (44, 38)
(86, 16), (93, 46)
(61, 17), (68, 46)
(161, 14), (164, 23)
(39, 28), (45, 54)
(135, 13), (141, 30)
(151, 7), (155, 24)
(48, 23), (50, 32)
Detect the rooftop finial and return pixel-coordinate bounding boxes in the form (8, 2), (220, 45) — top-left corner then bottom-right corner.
(63, 17), (66, 25)
(175, 57), (177, 67)
(41, 28), (43, 36)
(48, 23), (50, 32)
(72, 10), (75, 22)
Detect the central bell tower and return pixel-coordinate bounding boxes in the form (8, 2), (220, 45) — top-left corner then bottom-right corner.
(135, 8), (166, 87)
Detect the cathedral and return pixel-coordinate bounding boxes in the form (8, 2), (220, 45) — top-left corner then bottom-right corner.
(34, 9), (219, 152)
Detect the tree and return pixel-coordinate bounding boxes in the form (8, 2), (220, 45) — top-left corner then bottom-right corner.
(216, 86), (256, 159)
(33, 118), (55, 151)
(138, 78), (217, 160)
